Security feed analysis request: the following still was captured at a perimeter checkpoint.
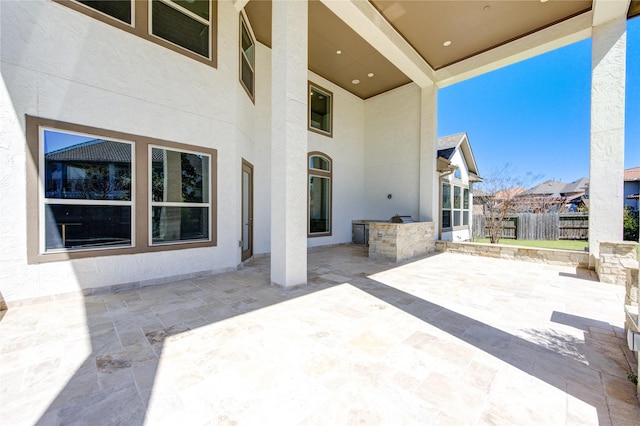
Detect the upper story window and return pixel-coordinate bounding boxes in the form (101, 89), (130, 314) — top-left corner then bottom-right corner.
(453, 168), (461, 179)
(308, 152), (332, 237)
(76, 0), (132, 24)
(27, 115), (217, 263)
(308, 82), (333, 137)
(151, 0), (212, 58)
(57, 0), (217, 66)
(239, 15), (255, 100)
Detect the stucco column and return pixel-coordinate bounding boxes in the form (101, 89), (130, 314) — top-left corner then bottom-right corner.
(588, 16), (626, 265)
(419, 84), (439, 230)
(270, 0), (308, 287)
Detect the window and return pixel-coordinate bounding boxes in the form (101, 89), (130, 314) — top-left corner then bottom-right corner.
(308, 82), (333, 137)
(42, 129), (134, 252)
(453, 186), (461, 227)
(151, 0), (211, 58)
(441, 182), (470, 230)
(442, 183), (451, 229)
(57, 0), (217, 66)
(463, 188), (470, 226)
(308, 153), (332, 236)
(239, 15), (255, 100)
(26, 115), (217, 263)
(150, 147), (211, 244)
(76, 0), (132, 24)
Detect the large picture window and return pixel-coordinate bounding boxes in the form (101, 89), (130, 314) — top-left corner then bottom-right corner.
(58, 0), (217, 66)
(308, 153), (332, 236)
(150, 147), (211, 244)
(42, 129), (134, 252)
(308, 82), (333, 137)
(27, 116), (217, 263)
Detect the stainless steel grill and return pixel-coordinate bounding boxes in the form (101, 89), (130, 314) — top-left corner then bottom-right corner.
(390, 215), (415, 223)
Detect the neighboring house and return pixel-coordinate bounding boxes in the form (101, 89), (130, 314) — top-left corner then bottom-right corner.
(437, 133), (482, 241)
(0, 1), (635, 305)
(518, 177), (589, 212)
(624, 167), (640, 211)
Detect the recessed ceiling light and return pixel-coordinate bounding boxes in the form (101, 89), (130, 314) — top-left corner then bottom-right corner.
(368, 73), (374, 78)
(483, 5), (490, 12)
(540, 0), (548, 2)
(443, 40), (452, 47)
(336, 50), (342, 55)
(352, 79), (360, 84)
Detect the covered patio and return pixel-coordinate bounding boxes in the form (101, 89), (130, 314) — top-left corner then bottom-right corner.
(1, 246), (638, 425)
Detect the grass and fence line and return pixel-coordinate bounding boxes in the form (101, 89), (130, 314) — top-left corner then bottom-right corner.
(473, 213), (588, 241)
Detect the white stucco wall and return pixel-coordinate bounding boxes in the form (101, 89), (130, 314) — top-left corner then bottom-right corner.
(0, 1), (373, 303)
(0, 1), (245, 302)
(307, 72), (365, 248)
(363, 83), (421, 221)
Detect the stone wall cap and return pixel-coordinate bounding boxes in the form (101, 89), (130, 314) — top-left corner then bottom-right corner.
(621, 258), (640, 271)
(600, 241), (639, 247)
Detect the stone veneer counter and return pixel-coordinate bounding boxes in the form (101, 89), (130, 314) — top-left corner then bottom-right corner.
(368, 221), (436, 262)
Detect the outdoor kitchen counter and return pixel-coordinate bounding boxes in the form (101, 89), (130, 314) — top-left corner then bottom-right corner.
(367, 221), (436, 262)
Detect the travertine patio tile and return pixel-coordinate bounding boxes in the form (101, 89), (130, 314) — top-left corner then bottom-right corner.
(1, 247), (638, 425)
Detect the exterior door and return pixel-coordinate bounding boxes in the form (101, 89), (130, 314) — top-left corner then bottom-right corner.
(241, 160), (253, 261)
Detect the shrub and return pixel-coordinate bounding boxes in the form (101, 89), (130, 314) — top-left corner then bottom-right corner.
(623, 208), (639, 242)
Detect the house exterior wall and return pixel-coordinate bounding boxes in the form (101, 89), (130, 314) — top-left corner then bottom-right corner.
(0, 1), (376, 304)
(0, 1), (239, 302)
(440, 148), (474, 242)
(306, 73), (366, 248)
(363, 83), (421, 221)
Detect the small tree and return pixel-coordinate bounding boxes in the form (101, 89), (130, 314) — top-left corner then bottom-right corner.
(474, 165), (540, 244)
(623, 207), (639, 242)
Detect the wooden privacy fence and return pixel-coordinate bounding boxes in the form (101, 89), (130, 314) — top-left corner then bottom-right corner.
(473, 213), (588, 240)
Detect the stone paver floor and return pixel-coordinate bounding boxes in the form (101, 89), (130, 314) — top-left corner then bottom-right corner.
(1, 246), (639, 425)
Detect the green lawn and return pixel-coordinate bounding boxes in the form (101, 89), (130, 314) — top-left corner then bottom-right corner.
(473, 238), (588, 251)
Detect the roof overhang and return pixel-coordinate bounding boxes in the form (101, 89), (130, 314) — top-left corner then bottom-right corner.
(241, 0), (632, 99)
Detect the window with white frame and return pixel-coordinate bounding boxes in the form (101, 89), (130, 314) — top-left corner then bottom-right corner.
(150, 147), (211, 244)
(27, 115), (217, 263)
(442, 182), (451, 229)
(60, 0), (216, 65)
(308, 82), (333, 137)
(308, 153), (332, 236)
(442, 182), (470, 230)
(239, 15), (255, 100)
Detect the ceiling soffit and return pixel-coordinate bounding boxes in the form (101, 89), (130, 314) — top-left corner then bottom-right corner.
(242, 1), (630, 99)
(370, 0), (593, 70)
(630, 1), (640, 19)
(245, 0), (411, 99)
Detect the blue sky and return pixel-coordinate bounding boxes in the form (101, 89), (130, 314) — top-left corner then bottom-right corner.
(438, 16), (639, 186)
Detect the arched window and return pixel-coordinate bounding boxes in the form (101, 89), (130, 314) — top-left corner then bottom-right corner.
(308, 152), (332, 237)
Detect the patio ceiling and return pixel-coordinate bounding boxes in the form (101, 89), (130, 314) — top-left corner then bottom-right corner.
(244, 1), (632, 99)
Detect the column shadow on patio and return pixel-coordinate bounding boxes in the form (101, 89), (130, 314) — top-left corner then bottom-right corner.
(27, 248), (638, 424)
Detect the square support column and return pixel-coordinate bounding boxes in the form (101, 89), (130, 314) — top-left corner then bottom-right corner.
(270, 0), (308, 287)
(589, 16), (626, 266)
(419, 84), (439, 229)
